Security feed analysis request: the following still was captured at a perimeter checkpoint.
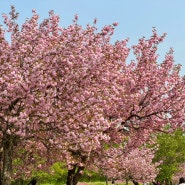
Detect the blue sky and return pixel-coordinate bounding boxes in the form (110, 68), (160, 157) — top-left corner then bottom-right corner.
(0, 0), (185, 75)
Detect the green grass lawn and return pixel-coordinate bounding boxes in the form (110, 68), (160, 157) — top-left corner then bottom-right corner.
(40, 181), (125, 185)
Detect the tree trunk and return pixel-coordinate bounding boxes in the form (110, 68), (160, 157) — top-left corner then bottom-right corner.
(0, 145), (3, 185)
(126, 179), (129, 185)
(1, 134), (13, 185)
(66, 165), (85, 185)
(0, 170), (2, 185)
(105, 176), (108, 185)
(132, 180), (139, 185)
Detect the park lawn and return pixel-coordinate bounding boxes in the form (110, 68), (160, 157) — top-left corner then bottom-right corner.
(40, 181), (125, 185)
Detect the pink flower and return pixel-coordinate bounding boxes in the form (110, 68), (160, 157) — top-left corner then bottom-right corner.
(113, 22), (119, 26)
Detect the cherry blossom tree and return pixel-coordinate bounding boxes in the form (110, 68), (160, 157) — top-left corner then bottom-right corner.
(0, 6), (185, 185)
(0, 6), (63, 185)
(94, 147), (160, 184)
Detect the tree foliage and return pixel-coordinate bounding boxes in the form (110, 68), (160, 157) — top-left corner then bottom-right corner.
(0, 6), (185, 185)
(95, 147), (160, 182)
(153, 129), (185, 184)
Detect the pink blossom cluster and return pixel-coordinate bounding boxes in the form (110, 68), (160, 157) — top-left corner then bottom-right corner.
(0, 6), (185, 183)
(95, 147), (161, 182)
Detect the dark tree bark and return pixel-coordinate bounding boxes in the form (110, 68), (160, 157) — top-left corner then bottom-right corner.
(66, 165), (85, 185)
(105, 176), (108, 185)
(1, 134), (13, 185)
(0, 142), (3, 185)
(132, 179), (139, 185)
(126, 178), (129, 185)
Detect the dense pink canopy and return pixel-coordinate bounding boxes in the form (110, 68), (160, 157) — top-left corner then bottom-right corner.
(0, 6), (185, 185)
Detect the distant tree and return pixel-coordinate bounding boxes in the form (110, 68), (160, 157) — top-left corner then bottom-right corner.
(95, 147), (160, 183)
(153, 129), (185, 185)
